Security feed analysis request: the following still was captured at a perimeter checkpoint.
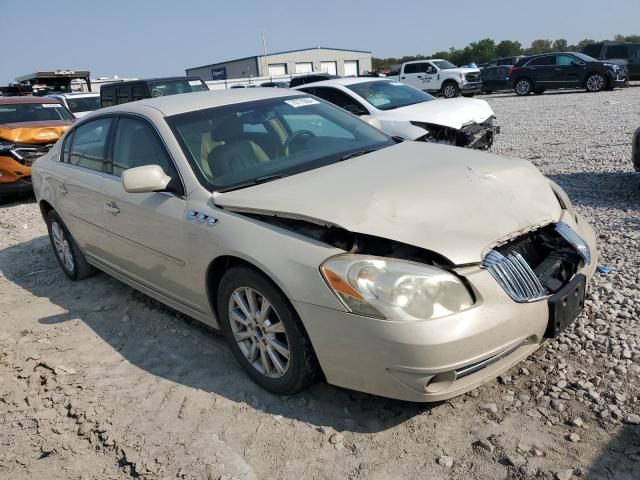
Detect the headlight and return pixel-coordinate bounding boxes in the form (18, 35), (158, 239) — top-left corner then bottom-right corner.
(320, 255), (474, 320)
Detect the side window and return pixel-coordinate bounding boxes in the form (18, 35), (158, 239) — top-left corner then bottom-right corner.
(132, 85), (147, 101)
(67, 118), (112, 172)
(61, 131), (74, 163)
(403, 63), (418, 74)
(605, 45), (629, 59)
(312, 87), (368, 115)
(101, 88), (115, 107)
(116, 87), (130, 105)
(557, 55), (577, 65)
(527, 56), (555, 66)
(630, 45), (640, 59)
(582, 44), (602, 58)
(112, 117), (178, 180)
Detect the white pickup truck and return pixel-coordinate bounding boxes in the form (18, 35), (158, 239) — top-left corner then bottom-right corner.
(393, 59), (482, 98)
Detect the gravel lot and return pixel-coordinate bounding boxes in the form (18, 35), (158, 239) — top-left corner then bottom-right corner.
(1, 86), (639, 480)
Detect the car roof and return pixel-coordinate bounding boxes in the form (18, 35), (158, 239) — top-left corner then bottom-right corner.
(0, 96), (62, 105)
(293, 77), (388, 88)
(99, 89), (304, 117)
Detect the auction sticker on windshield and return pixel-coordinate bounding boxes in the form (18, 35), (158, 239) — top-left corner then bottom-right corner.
(285, 98), (320, 108)
(188, 80), (202, 86)
(42, 104), (64, 108)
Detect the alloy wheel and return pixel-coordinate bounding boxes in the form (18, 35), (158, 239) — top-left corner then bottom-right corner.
(228, 286), (290, 378)
(586, 74), (605, 92)
(51, 221), (75, 273)
(515, 80), (531, 95)
(443, 84), (457, 98)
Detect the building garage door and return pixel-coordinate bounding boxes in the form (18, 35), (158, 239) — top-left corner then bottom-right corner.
(268, 63), (287, 76)
(320, 61), (337, 75)
(344, 60), (359, 76)
(295, 62), (313, 74)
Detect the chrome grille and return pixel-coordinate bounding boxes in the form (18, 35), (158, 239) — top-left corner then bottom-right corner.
(482, 250), (546, 302)
(554, 223), (591, 265)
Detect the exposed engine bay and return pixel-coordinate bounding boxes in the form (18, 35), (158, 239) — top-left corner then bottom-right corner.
(412, 118), (500, 150)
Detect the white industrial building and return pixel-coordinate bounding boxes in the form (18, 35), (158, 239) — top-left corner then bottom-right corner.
(185, 47), (372, 81)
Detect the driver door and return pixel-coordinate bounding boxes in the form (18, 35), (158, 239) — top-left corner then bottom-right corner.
(101, 116), (200, 309)
(422, 62), (439, 91)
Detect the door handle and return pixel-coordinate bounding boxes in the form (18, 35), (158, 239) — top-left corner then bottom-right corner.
(57, 184), (68, 196)
(417, 75), (423, 79)
(401, 76), (406, 79)
(103, 201), (120, 214)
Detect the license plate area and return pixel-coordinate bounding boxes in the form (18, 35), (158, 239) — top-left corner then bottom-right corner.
(546, 274), (586, 338)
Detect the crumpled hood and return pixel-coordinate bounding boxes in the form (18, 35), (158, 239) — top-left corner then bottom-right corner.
(214, 142), (561, 265)
(391, 98), (495, 130)
(0, 121), (71, 144)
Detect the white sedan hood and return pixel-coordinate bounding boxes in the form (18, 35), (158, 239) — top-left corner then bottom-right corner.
(214, 142), (561, 265)
(389, 98), (495, 130)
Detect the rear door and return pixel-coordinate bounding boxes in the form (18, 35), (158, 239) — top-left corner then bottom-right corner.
(53, 117), (114, 259)
(400, 62), (429, 90)
(525, 55), (557, 87)
(100, 116), (199, 308)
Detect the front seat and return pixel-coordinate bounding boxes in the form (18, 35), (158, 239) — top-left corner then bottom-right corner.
(208, 116), (269, 176)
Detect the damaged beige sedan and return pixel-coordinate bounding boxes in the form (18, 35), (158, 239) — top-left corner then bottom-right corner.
(32, 89), (597, 402)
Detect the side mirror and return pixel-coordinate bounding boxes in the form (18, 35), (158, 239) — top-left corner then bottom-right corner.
(121, 164), (171, 193)
(571, 60), (583, 66)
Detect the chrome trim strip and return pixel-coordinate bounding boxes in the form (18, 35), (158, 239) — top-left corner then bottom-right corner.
(482, 249), (546, 303)
(555, 223), (591, 265)
(456, 341), (525, 379)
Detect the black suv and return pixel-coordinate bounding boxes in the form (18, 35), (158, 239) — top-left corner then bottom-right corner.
(581, 43), (640, 80)
(100, 77), (208, 107)
(509, 52), (627, 96)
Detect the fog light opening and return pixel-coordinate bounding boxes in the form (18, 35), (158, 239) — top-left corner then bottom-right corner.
(424, 371), (456, 394)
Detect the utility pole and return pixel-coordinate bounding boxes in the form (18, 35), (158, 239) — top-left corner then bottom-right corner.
(261, 30), (268, 78)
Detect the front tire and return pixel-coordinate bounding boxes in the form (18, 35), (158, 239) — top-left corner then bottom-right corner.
(514, 78), (533, 96)
(441, 81), (460, 98)
(46, 210), (97, 280)
(217, 266), (319, 395)
(585, 72), (606, 92)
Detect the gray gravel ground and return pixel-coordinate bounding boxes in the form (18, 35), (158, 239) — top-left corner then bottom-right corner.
(1, 85), (639, 480)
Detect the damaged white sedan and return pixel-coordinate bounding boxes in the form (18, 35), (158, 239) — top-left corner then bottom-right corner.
(33, 89), (596, 402)
(295, 77), (499, 149)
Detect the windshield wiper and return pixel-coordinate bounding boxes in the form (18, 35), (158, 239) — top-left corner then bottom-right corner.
(254, 173), (288, 184)
(339, 148), (380, 161)
(215, 173), (288, 193)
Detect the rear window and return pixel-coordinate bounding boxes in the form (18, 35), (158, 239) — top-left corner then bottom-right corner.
(66, 96), (101, 113)
(148, 79), (207, 97)
(0, 103), (74, 123)
(605, 45), (629, 59)
(527, 56), (556, 66)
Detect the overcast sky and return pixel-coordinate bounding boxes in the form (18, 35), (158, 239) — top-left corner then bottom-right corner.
(1, 0), (638, 83)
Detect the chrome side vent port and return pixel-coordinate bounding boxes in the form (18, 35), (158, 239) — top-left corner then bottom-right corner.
(554, 223), (591, 265)
(482, 250), (547, 303)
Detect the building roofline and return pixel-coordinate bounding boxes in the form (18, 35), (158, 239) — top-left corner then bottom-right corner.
(186, 46), (372, 71)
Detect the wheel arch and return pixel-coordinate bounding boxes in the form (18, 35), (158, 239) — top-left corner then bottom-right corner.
(39, 199), (55, 221)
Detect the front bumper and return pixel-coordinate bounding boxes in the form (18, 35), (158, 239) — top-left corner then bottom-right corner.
(297, 212), (597, 402)
(460, 81), (482, 93)
(0, 154), (33, 194)
(458, 119), (500, 149)
(606, 69), (627, 87)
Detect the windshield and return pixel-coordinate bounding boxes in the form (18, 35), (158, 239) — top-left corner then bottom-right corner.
(346, 80), (435, 111)
(167, 96), (393, 191)
(0, 103), (74, 123)
(65, 96), (101, 113)
(432, 60), (457, 70)
(149, 79), (208, 97)
(572, 52), (597, 63)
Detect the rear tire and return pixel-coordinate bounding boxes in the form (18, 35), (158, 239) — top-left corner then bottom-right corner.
(217, 266), (319, 395)
(46, 210), (97, 280)
(441, 81), (460, 98)
(585, 72), (606, 92)
(514, 78), (533, 96)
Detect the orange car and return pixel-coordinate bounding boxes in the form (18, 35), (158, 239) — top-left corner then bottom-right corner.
(0, 96), (73, 197)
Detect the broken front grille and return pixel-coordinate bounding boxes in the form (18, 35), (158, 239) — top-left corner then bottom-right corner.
(482, 223), (590, 302)
(5, 144), (53, 166)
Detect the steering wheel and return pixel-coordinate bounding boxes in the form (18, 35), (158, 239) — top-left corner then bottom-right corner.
(283, 130), (316, 155)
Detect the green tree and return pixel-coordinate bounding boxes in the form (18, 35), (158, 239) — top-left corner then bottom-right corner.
(495, 40), (523, 58)
(529, 39), (553, 54)
(577, 38), (597, 48)
(552, 39), (568, 51)
(625, 34), (640, 43)
(464, 38), (497, 64)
